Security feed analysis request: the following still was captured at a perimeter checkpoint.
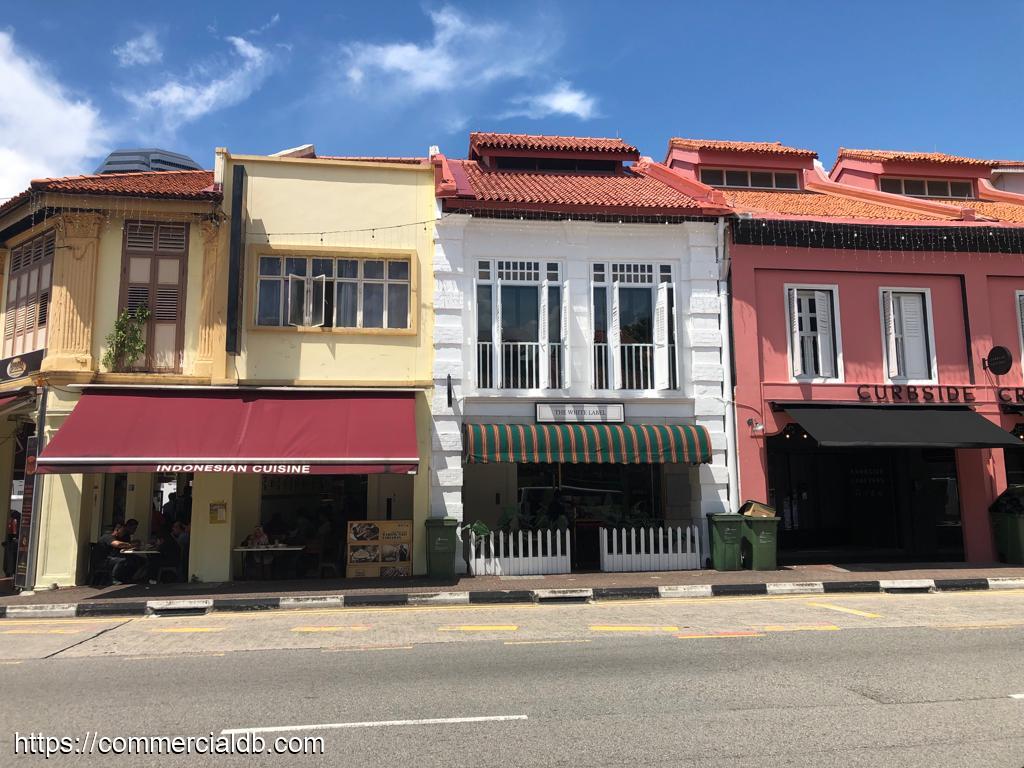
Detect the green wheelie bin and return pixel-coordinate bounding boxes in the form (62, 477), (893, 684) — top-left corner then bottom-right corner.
(709, 514), (743, 571)
(425, 518), (460, 579)
(741, 515), (781, 571)
(990, 488), (1024, 564)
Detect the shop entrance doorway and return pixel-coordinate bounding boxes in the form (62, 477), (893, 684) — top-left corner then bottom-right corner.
(767, 428), (964, 562)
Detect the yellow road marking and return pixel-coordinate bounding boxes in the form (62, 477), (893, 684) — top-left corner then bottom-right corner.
(806, 602), (882, 618)
(504, 639), (592, 646)
(322, 645), (414, 652)
(2, 628), (83, 635)
(762, 624), (840, 633)
(149, 627), (223, 634)
(439, 625), (518, 632)
(675, 631), (765, 639)
(291, 625), (373, 633)
(590, 625), (680, 633)
(0, 618), (124, 626)
(124, 652), (226, 660)
(0, 660), (23, 664)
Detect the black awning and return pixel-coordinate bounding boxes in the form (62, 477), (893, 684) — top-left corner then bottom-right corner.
(782, 405), (1023, 449)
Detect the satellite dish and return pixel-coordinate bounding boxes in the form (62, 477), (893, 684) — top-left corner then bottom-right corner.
(985, 345), (1013, 376)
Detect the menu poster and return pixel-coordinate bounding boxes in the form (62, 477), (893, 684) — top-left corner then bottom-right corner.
(347, 520), (413, 578)
(14, 436), (38, 590)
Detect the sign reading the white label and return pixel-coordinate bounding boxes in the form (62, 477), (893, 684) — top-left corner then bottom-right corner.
(535, 403), (625, 424)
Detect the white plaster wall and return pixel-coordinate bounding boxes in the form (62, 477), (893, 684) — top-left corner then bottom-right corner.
(992, 173), (1024, 195)
(430, 214), (733, 568)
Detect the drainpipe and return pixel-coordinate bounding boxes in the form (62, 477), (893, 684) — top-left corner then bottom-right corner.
(717, 217), (740, 513)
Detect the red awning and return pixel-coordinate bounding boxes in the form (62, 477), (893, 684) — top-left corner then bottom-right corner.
(37, 389), (420, 475)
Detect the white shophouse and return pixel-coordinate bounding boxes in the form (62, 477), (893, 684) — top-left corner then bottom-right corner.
(429, 133), (736, 573)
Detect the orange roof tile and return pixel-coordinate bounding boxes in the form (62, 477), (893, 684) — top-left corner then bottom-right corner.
(926, 198), (1024, 223)
(447, 160), (706, 213)
(837, 148), (993, 166)
(722, 189), (949, 221)
(469, 132), (638, 155)
(669, 138), (817, 158)
(0, 170), (217, 218)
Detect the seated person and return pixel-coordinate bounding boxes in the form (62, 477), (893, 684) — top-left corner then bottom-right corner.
(97, 523), (137, 584)
(243, 524), (273, 574)
(154, 532), (181, 582)
(122, 518), (140, 544)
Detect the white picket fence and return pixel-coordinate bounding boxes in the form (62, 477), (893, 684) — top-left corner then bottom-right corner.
(468, 528), (571, 576)
(599, 524), (701, 572)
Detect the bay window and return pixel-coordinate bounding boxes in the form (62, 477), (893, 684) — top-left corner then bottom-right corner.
(3, 229), (54, 359)
(882, 289), (932, 381)
(257, 255), (410, 330)
(787, 286), (838, 379)
(475, 259), (567, 390)
(593, 262), (678, 390)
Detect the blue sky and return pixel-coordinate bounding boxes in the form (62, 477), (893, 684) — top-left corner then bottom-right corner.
(1, 0), (1022, 197)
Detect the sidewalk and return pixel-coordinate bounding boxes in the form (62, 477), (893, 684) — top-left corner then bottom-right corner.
(3, 562), (1024, 618)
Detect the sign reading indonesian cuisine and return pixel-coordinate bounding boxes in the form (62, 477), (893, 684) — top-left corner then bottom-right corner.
(346, 520), (413, 578)
(535, 403), (625, 424)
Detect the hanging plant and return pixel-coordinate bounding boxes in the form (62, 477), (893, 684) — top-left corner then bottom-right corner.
(102, 306), (150, 372)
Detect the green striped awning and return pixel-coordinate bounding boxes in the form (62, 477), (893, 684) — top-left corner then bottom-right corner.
(463, 423), (712, 465)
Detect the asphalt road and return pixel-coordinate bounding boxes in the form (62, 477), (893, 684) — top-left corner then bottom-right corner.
(1, 591), (1024, 766)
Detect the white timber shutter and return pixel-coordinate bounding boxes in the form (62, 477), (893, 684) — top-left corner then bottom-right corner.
(538, 284), (550, 390)
(287, 274), (306, 327)
(561, 279), (571, 388)
(610, 281), (622, 388)
(654, 281), (671, 389)
(493, 278), (503, 387)
(898, 293), (930, 380)
(789, 288), (803, 377)
(309, 274), (326, 327)
(1018, 294), (1024, 357)
(882, 290), (900, 378)
(813, 290), (835, 379)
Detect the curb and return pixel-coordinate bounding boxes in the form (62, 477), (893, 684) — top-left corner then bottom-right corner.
(0, 576), (1019, 619)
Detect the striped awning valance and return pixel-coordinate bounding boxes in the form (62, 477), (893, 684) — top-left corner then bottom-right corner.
(464, 423), (712, 465)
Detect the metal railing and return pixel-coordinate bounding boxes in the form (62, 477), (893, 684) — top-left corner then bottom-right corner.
(669, 344), (678, 390)
(594, 342), (609, 389)
(620, 343), (654, 389)
(476, 341), (495, 389)
(501, 341), (540, 389)
(549, 343), (564, 389)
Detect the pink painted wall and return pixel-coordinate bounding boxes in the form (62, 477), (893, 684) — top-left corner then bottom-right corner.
(732, 242), (1024, 561)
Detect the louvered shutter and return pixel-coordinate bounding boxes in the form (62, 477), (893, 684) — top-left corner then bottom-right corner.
(561, 279), (571, 388)
(882, 290), (900, 378)
(789, 288), (803, 377)
(654, 281), (670, 389)
(610, 281), (622, 388)
(493, 277), (502, 387)
(897, 293), (930, 380)
(538, 285), (550, 390)
(814, 290), (835, 379)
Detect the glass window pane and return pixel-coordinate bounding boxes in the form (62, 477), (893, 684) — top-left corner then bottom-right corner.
(548, 286), (560, 342)
(338, 259), (358, 279)
(903, 179), (926, 196)
(285, 257), (307, 276)
(619, 287), (653, 344)
(725, 170), (748, 187)
(750, 171), (773, 188)
(477, 284), (492, 342)
(363, 284), (384, 327)
(927, 180), (949, 197)
(879, 178), (902, 194)
(364, 260), (384, 280)
(949, 181), (972, 198)
(478, 260), (491, 280)
(312, 258), (333, 277)
(387, 284), (409, 329)
(774, 172), (798, 189)
(700, 169), (724, 186)
(336, 282), (358, 327)
(500, 285), (539, 343)
(257, 280), (281, 326)
(287, 276), (306, 325)
(547, 263), (560, 281)
(259, 257), (281, 276)
(593, 287), (607, 343)
(388, 261), (410, 280)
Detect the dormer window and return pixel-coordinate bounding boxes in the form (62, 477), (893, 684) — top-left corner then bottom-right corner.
(699, 168), (800, 190)
(879, 177), (973, 199)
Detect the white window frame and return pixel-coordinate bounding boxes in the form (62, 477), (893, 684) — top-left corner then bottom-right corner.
(476, 259), (567, 391)
(700, 168), (802, 190)
(878, 286), (938, 385)
(1015, 290), (1024, 378)
(783, 283), (844, 383)
(878, 176), (974, 199)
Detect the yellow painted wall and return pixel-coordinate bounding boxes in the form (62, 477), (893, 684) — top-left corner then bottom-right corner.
(222, 155), (435, 385)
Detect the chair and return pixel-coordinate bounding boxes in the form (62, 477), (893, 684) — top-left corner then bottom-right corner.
(88, 543), (112, 587)
(156, 564), (179, 583)
(317, 539), (339, 578)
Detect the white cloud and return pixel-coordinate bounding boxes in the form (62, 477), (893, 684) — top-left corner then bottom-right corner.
(113, 31), (163, 67)
(342, 6), (550, 96)
(124, 36), (274, 133)
(248, 13), (280, 35)
(503, 81), (597, 120)
(0, 31), (107, 198)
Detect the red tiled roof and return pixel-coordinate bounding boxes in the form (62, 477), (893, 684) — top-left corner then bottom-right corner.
(837, 148), (993, 167)
(0, 170), (218, 219)
(669, 138), (817, 158)
(723, 189), (950, 221)
(926, 198), (1024, 223)
(469, 132), (638, 155)
(993, 160), (1024, 169)
(446, 160), (706, 213)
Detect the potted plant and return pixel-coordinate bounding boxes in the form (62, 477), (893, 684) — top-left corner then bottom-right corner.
(102, 306), (150, 372)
